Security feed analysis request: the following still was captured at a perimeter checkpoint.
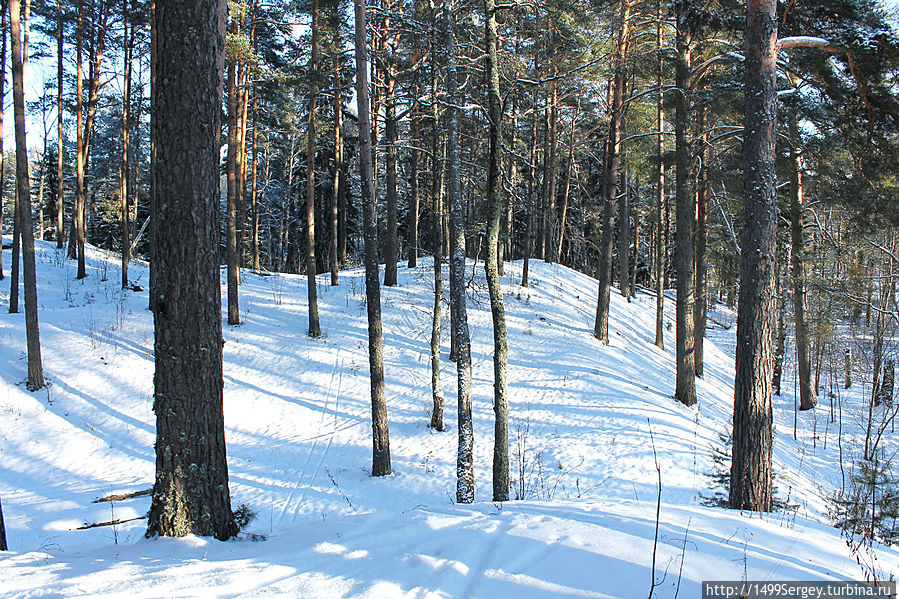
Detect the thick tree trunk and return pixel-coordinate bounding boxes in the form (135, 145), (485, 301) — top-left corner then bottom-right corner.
(353, 0), (391, 476)
(305, 0), (321, 337)
(484, 0), (509, 502)
(146, 0), (236, 540)
(789, 116), (816, 410)
(10, 0), (44, 391)
(674, 2), (696, 407)
(729, 0), (777, 512)
(441, 0), (474, 503)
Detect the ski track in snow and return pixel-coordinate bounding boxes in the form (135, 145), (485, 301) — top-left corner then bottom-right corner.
(0, 239), (896, 597)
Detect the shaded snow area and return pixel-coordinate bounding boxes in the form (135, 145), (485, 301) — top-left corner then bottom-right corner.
(0, 240), (896, 597)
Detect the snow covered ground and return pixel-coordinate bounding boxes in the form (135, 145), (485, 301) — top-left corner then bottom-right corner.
(0, 239), (895, 597)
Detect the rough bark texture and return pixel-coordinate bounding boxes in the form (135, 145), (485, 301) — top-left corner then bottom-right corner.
(674, 2), (696, 407)
(729, 0), (777, 513)
(789, 117), (816, 410)
(442, 0), (474, 503)
(305, 0), (321, 337)
(354, 0), (392, 477)
(618, 173), (630, 298)
(383, 6), (399, 287)
(10, 0), (44, 391)
(146, 0), (237, 540)
(484, 0), (509, 502)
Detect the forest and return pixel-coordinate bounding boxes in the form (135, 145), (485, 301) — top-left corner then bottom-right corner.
(1, 0), (899, 594)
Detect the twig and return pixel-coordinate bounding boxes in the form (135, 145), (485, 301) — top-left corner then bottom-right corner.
(93, 488), (153, 503)
(76, 516), (146, 530)
(648, 418), (663, 599)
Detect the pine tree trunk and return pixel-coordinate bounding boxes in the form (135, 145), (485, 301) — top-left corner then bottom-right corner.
(146, 0), (236, 540)
(441, 0), (474, 503)
(485, 0), (509, 502)
(729, 0), (777, 512)
(429, 58), (445, 430)
(674, 1), (696, 406)
(354, 0), (391, 477)
(789, 116), (816, 410)
(408, 94), (420, 269)
(383, 62), (399, 286)
(120, 0), (132, 289)
(329, 40), (341, 285)
(594, 0), (629, 343)
(618, 173), (630, 298)
(694, 113), (709, 377)
(0, 4), (5, 282)
(251, 85), (260, 271)
(55, 0), (64, 249)
(305, 0), (321, 337)
(225, 13), (240, 324)
(10, 0), (44, 391)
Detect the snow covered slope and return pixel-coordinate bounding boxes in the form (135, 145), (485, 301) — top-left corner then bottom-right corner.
(0, 240), (895, 597)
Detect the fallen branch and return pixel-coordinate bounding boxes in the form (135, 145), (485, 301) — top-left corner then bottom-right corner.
(76, 515), (146, 530)
(93, 488), (152, 503)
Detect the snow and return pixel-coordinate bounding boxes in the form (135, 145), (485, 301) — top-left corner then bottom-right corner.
(0, 239), (896, 597)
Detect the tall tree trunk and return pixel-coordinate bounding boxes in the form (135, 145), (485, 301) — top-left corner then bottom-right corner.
(383, 45), (399, 286)
(789, 115), (816, 410)
(354, 0), (391, 476)
(594, 0), (630, 343)
(10, 0), (44, 391)
(408, 92), (420, 269)
(772, 247), (785, 395)
(618, 171), (630, 298)
(554, 103), (578, 264)
(429, 51), (445, 431)
(120, 0), (132, 289)
(674, 1), (696, 406)
(694, 110), (708, 377)
(56, 0), (64, 249)
(543, 71), (558, 264)
(484, 0), (509, 502)
(729, 0), (777, 512)
(305, 0), (321, 336)
(250, 85), (260, 270)
(146, 0), (236, 540)
(225, 11), (240, 324)
(0, 2), (7, 283)
(329, 38), (341, 285)
(441, 0), (474, 503)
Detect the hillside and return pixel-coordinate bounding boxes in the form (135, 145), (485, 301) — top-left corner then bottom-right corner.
(0, 240), (895, 597)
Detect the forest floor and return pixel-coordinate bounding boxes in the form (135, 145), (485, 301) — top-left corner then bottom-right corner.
(0, 239), (895, 597)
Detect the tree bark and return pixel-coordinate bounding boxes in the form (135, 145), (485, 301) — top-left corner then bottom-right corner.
(429, 51), (444, 431)
(120, 0), (132, 289)
(225, 11), (240, 324)
(146, 0), (236, 540)
(729, 0), (777, 512)
(441, 0), (474, 503)
(618, 171), (630, 298)
(674, 0), (696, 406)
(305, 0), (321, 336)
(329, 38), (341, 285)
(10, 0), (44, 391)
(56, 0), (64, 249)
(789, 115), (816, 410)
(594, 0), (630, 343)
(484, 0), (509, 502)
(383, 47), (399, 287)
(694, 111), (709, 377)
(354, 0), (391, 476)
